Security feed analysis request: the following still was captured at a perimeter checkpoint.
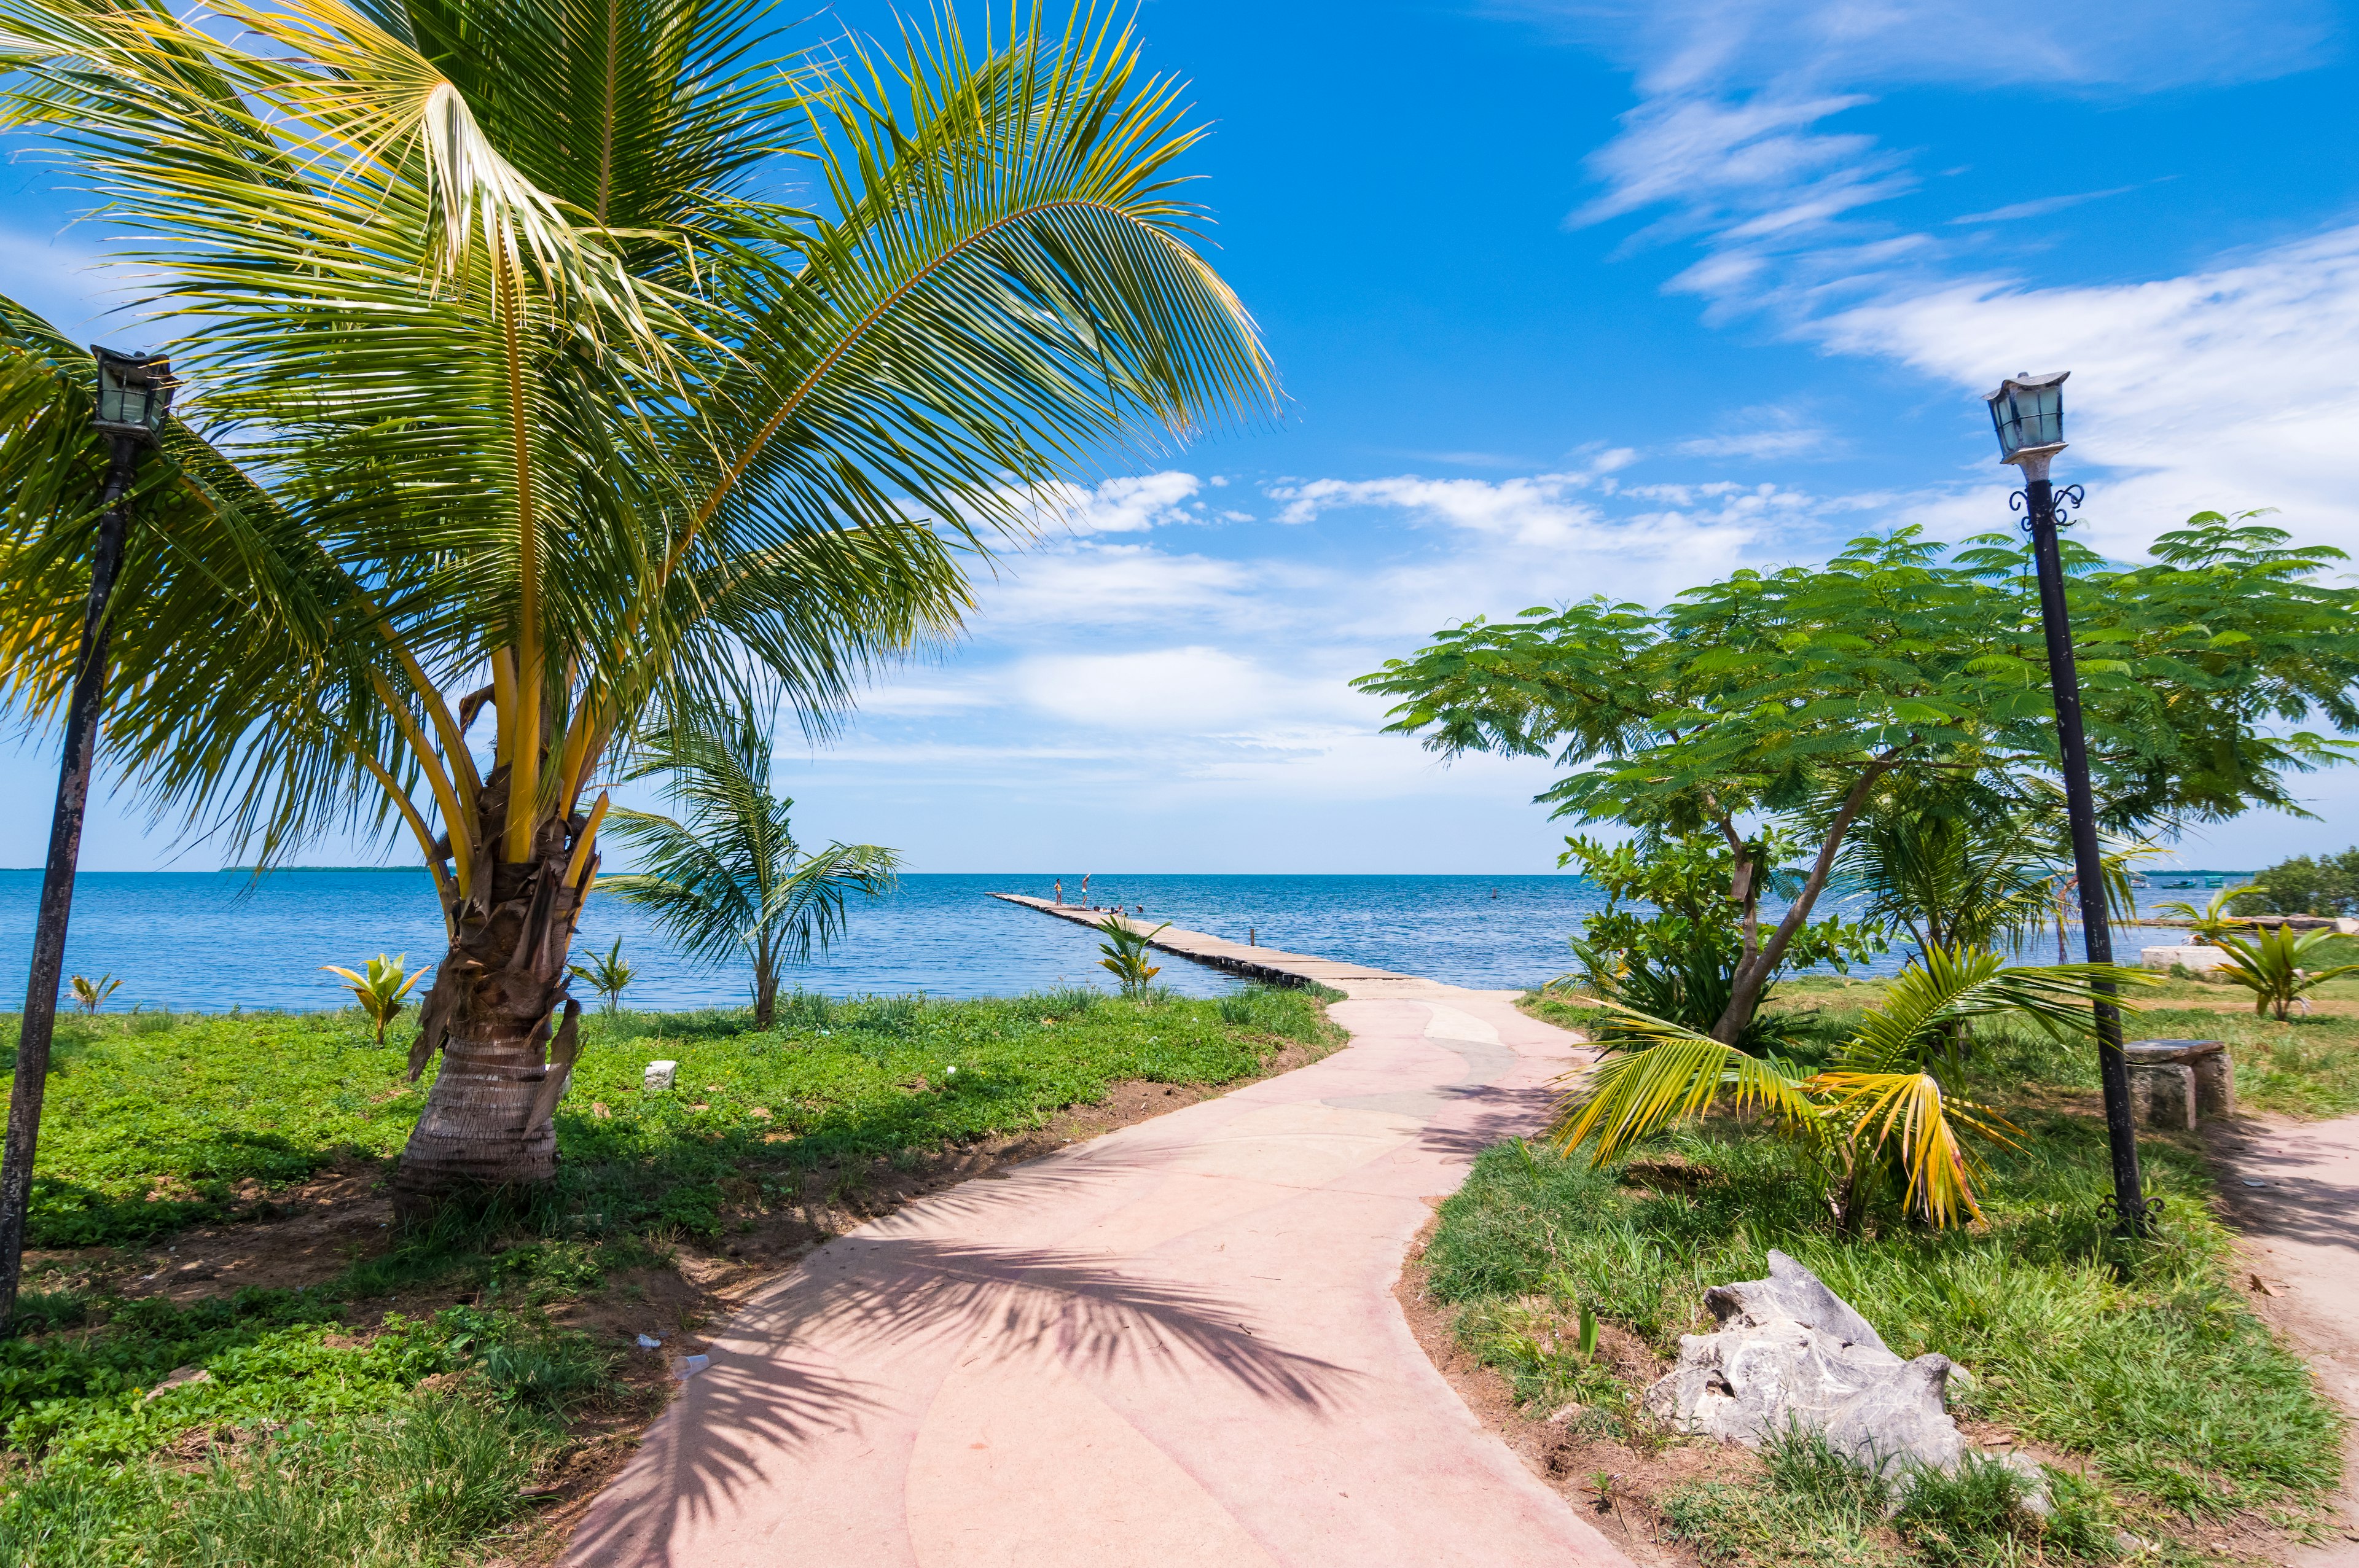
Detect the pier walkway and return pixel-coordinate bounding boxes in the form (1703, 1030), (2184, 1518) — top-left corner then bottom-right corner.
(566, 908), (1625, 1568)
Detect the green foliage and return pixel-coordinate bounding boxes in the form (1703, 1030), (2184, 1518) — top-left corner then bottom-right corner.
(601, 715), (899, 1027)
(1559, 831), (1882, 1049)
(0, 0), (1276, 899)
(2232, 848), (2359, 917)
(321, 954), (427, 1047)
(1428, 1131), (2339, 1545)
(1095, 916), (1170, 997)
(0, 1396), (552, 1568)
(67, 975), (120, 1016)
(1557, 948), (2156, 1230)
(0, 989), (1336, 1252)
(2210, 926), (2359, 1021)
(2154, 886), (2257, 944)
(1839, 771), (2147, 960)
(1360, 518), (2359, 1040)
(1890, 1455), (2052, 1567)
(568, 939), (638, 1016)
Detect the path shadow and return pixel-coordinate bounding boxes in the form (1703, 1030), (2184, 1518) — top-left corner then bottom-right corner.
(568, 1235), (1358, 1564)
(2205, 1120), (2359, 1254)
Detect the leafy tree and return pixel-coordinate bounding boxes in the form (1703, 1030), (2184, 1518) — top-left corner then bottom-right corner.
(600, 717), (896, 1029)
(1358, 519), (2359, 1043)
(2231, 849), (2359, 918)
(0, 1), (1271, 1203)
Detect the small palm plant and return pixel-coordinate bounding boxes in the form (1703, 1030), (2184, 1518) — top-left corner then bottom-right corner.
(602, 716), (898, 1029)
(68, 975), (121, 1015)
(568, 939), (638, 1017)
(2211, 926), (2359, 1021)
(322, 954), (427, 1046)
(1097, 915), (1169, 998)
(2154, 886), (2252, 945)
(1552, 946), (2154, 1235)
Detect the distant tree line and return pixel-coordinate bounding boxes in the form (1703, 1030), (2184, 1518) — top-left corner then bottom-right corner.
(2233, 849), (2359, 917)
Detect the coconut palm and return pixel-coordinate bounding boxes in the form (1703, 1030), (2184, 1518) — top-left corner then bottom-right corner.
(2210, 926), (2359, 1021)
(1837, 773), (2146, 960)
(2153, 886), (2252, 946)
(567, 938), (636, 1016)
(600, 716), (897, 1028)
(323, 953), (428, 1045)
(0, 1), (1271, 1205)
(1551, 947), (2155, 1233)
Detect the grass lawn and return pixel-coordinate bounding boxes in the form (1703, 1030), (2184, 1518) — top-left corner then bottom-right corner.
(1439, 989), (2349, 1566)
(0, 983), (1340, 1566)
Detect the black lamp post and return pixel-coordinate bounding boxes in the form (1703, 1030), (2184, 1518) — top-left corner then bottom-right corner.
(0, 346), (173, 1325)
(1984, 369), (2151, 1238)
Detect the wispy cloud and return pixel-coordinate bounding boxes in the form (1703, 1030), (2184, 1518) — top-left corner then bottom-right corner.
(1947, 185), (2142, 225)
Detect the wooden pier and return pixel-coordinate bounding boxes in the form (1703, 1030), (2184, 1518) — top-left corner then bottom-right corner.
(987, 893), (1469, 997)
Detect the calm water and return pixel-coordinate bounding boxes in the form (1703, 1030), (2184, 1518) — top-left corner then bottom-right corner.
(0, 869), (2190, 1015)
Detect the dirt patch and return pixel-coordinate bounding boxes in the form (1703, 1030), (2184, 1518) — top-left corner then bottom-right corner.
(23, 1158), (396, 1306)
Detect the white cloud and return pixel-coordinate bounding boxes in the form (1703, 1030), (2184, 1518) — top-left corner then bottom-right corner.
(1011, 646), (1351, 733)
(977, 541), (1261, 631)
(1820, 225), (2359, 545)
(1538, 0), (2359, 556)
(1507, 0), (2331, 96)
(1947, 186), (2142, 225)
(1033, 470), (1209, 535)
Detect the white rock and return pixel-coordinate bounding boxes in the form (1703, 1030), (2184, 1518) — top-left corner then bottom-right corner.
(1645, 1251), (2045, 1507)
(644, 1060), (678, 1091)
(2143, 945), (2229, 972)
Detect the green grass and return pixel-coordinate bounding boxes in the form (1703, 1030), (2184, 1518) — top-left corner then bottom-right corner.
(7, 983), (1335, 1250)
(1428, 1101), (2341, 1561)
(0, 983), (1337, 1567)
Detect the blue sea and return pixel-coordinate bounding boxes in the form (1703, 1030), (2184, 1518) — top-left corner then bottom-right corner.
(0, 870), (2194, 1015)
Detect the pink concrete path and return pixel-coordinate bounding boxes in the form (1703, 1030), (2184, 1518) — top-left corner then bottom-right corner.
(566, 975), (1633, 1567)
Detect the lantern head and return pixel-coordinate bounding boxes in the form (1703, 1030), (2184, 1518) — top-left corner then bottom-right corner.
(92, 346), (173, 441)
(1984, 370), (2067, 467)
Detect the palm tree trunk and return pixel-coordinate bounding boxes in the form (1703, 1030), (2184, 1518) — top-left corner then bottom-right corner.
(754, 939), (778, 1030)
(393, 773), (591, 1214)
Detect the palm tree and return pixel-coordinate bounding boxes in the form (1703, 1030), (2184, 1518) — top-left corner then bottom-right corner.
(1839, 773), (2149, 961)
(600, 716), (893, 1028)
(1553, 947), (2153, 1233)
(0, 1), (1270, 1207)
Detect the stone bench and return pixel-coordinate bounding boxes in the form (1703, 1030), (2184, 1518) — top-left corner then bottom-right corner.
(2142, 945), (2231, 973)
(2122, 1039), (2234, 1129)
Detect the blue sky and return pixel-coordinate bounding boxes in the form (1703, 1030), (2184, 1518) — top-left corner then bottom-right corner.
(7, 0), (2359, 873)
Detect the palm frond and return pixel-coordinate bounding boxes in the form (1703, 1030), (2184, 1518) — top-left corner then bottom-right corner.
(1811, 1070), (2021, 1226)
(1549, 1003), (1818, 1165)
(1838, 946), (2157, 1074)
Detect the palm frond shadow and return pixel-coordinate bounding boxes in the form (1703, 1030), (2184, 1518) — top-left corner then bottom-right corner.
(582, 1233), (1358, 1552)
